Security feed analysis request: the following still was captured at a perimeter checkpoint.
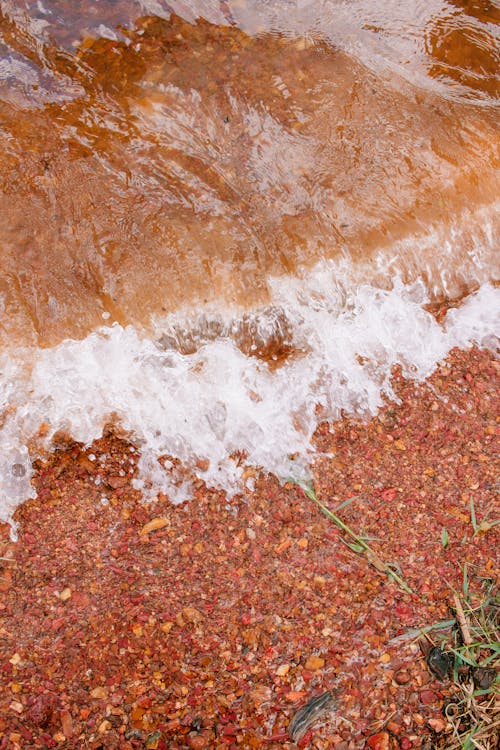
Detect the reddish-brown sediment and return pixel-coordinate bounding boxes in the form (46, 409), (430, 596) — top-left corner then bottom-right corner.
(0, 11), (498, 348)
(0, 346), (498, 749)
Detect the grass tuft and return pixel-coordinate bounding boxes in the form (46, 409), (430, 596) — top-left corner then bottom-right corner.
(292, 480), (413, 594)
(424, 574), (499, 750)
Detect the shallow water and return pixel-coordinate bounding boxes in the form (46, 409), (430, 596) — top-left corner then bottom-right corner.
(0, 0), (498, 521)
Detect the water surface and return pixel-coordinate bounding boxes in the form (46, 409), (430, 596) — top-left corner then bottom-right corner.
(0, 0), (498, 521)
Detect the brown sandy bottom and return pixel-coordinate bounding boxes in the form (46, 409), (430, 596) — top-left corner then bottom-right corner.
(0, 347), (498, 750)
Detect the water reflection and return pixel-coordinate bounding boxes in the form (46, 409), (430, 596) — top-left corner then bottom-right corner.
(425, 0), (499, 99)
(0, 0), (498, 350)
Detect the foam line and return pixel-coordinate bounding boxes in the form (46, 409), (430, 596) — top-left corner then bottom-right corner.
(0, 268), (498, 526)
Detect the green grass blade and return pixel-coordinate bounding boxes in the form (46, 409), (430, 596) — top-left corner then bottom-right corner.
(388, 620), (456, 644)
(463, 563), (469, 600)
(293, 480), (413, 594)
(441, 527), (449, 548)
(469, 497), (477, 533)
(333, 495), (363, 512)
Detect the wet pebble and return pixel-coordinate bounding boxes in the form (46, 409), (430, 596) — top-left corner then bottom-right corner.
(394, 670), (411, 685)
(366, 731), (389, 750)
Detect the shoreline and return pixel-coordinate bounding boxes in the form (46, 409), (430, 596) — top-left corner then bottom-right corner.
(0, 345), (498, 749)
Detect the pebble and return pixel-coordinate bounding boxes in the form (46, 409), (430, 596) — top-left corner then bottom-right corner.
(366, 731), (389, 750)
(187, 733), (209, 749)
(394, 670), (411, 685)
(305, 655), (325, 670)
(419, 689), (439, 705)
(90, 686), (107, 699)
(427, 717), (447, 733)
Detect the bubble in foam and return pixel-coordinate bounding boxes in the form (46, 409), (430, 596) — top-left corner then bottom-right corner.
(0, 265), (498, 525)
(0, 445), (35, 532)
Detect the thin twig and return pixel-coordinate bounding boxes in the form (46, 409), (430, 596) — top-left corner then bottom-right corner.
(453, 593), (473, 647)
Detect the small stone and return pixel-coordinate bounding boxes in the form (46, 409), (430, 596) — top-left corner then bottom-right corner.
(297, 537), (308, 549)
(9, 653), (21, 666)
(386, 721), (402, 736)
(426, 646), (452, 680)
(276, 664), (290, 677)
(59, 587), (72, 601)
(98, 719), (111, 733)
(107, 475), (128, 489)
(305, 655), (325, 670)
(187, 735), (208, 750)
(145, 731), (162, 749)
(419, 689), (439, 705)
(140, 517), (169, 535)
(394, 670), (411, 685)
(428, 718), (447, 733)
(9, 701), (23, 714)
(379, 653), (391, 663)
(11, 463), (26, 477)
(60, 710), (73, 738)
(472, 666), (497, 690)
(366, 731), (389, 750)
(285, 691), (307, 702)
(90, 686), (108, 699)
(182, 607), (204, 624)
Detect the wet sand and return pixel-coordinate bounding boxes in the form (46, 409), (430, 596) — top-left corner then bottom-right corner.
(1, 345), (498, 749)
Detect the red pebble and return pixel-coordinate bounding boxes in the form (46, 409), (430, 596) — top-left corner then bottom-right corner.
(381, 488), (397, 502)
(419, 689), (439, 705)
(366, 731), (389, 750)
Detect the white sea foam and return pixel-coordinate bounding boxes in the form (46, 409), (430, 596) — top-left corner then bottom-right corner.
(0, 262), (498, 527)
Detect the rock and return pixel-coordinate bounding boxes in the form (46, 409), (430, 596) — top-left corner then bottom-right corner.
(90, 686), (108, 699)
(305, 655), (325, 670)
(59, 587), (72, 601)
(428, 717), (447, 733)
(394, 670), (411, 685)
(140, 517), (169, 535)
(419, 689), (439, 705)
(426, 646), (452, 680)
(107, 475), (128, 489)
(276, 664), (290, 677)
(472, 666), (497, 690)
(366, 731), (389, 750)
(187, 732), (209, 748)
(182, 607), (204, 624)
(60, 709), (73, 738)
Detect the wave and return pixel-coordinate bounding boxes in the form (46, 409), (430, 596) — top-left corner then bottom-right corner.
(1, 263), (498, 528)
